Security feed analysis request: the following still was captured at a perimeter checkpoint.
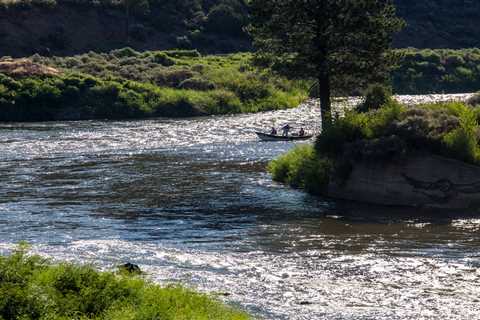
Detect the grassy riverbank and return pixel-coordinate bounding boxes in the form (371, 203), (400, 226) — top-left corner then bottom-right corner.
(0, 50), (307, 122)
(1, 48), (479, 122)
(0, 247), (250, 320)
(269, 94), (480, 195)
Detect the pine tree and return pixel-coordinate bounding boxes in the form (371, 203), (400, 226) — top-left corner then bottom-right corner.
(248, 0), (404, 127)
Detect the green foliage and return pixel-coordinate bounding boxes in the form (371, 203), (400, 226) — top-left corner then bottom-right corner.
(178, 77), (215, 90)
(358, 84), (394, 112)
(0, 248), (250, 320)
(248, 0), (404, 124)
(271, 101), (480, 196)
(151, 52), (175, 66)
(393, 49), (480, 94)
(442, 107), (480, 164)
(0, 51), (307, 121)
(268, 145), (331, 194)
(467, 92), (480, 106)
(206, 1), (246, 37)
(111, 47), (140, 58)
(316, 101), (480, 165)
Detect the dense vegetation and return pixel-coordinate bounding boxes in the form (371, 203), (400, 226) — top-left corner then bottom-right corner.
(1, 0), (480, 57)
(1, 47), (479, 122)
(394, 49), (480, 94)
(0, 50), (306, 121)
(269, 92), (480, 195)
(0, 246), (250, 320)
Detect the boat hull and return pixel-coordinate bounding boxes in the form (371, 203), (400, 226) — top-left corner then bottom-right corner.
(255, 132), (313, 141)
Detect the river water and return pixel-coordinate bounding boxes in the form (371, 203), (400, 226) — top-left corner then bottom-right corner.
(1, 95), (479, 319)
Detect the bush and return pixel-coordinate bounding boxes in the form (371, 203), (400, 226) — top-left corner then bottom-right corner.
(164, 49), (201, 58)
(393, 49), (480, 94)
(270, 101), (480, 197)
(205, 3), (246, 37)
(111, 47), (140, 58)
(268, 145), (331, 194)
(151, 52), (175, 66)
(0, 52), (307, 121)
(442, 107), (480, 163)
(0, 247), (250, 320)
(178, 77), (215, 90)
(467, 92), (480, 106)
(358, 84), (393, 112)
(158, 69), (196, 87)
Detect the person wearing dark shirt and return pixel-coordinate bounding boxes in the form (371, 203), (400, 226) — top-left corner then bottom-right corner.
(282, 124), (291, 136)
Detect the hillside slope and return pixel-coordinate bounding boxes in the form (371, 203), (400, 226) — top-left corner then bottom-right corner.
(0, 0), (250, 57)
(0, 0), (479, 58)
(394, 0), (480, 48)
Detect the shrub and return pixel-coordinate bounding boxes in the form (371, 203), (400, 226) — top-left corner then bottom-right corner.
(0, 51), (307, 121)
(467, 92), (480, 106)
(178, 77), (215, 90)
(164, 49), (201, 59)
(159, 69), (196, 87)
(268, 145), (331, 194)
(205, 3), (246, 37)
(199, 89), (242, 114)
(393, 49), (480, 94)
(151, 52), (175, 66)
(358, 84), (393, 112)
(0, 247), (250, 320)
(442, 107), (480, 163)
(111, 47), (140, 58)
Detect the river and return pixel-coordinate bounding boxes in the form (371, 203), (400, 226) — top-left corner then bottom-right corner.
(1, 95), (479, 319)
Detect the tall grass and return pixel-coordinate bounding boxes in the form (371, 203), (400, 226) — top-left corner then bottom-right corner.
(0, 246), (250, 320)
(0, 50), (307, 121)
(268, 145), (331, 195)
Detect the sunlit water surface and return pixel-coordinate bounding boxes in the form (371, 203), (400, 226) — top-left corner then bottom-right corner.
(1, 95), (479, 319)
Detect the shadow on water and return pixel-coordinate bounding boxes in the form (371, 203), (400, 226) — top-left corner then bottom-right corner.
(1, 96), (479, 320)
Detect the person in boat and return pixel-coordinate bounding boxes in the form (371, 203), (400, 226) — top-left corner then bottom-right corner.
(281, 124), (291, 137)
(270, 127), (278, 135)
(299, 128), (305, 137)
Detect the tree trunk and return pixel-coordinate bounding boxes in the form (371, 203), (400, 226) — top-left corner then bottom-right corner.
(318, 73), (331, 132)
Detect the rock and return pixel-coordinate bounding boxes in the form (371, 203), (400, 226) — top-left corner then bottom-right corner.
(328, 153), (480, 209)
(119, 263), (142, 274)
(216, 292), (231, 297)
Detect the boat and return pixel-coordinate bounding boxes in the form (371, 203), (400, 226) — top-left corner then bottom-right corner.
(255, 131), (313, 141)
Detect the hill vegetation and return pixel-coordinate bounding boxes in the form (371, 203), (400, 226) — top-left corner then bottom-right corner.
(0, 0), (251, 57)
(1, 47), (479, 122)
(0, 50), (307, 122)
(0, 0), (479, 58)
(393, 0), (480, 49)
(394, 49), (480, 94)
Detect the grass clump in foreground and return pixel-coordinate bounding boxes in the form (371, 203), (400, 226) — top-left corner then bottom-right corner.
(0, 247), (250, 320)
(0, 50), (307, 121)
(269, 98), (480, 195)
